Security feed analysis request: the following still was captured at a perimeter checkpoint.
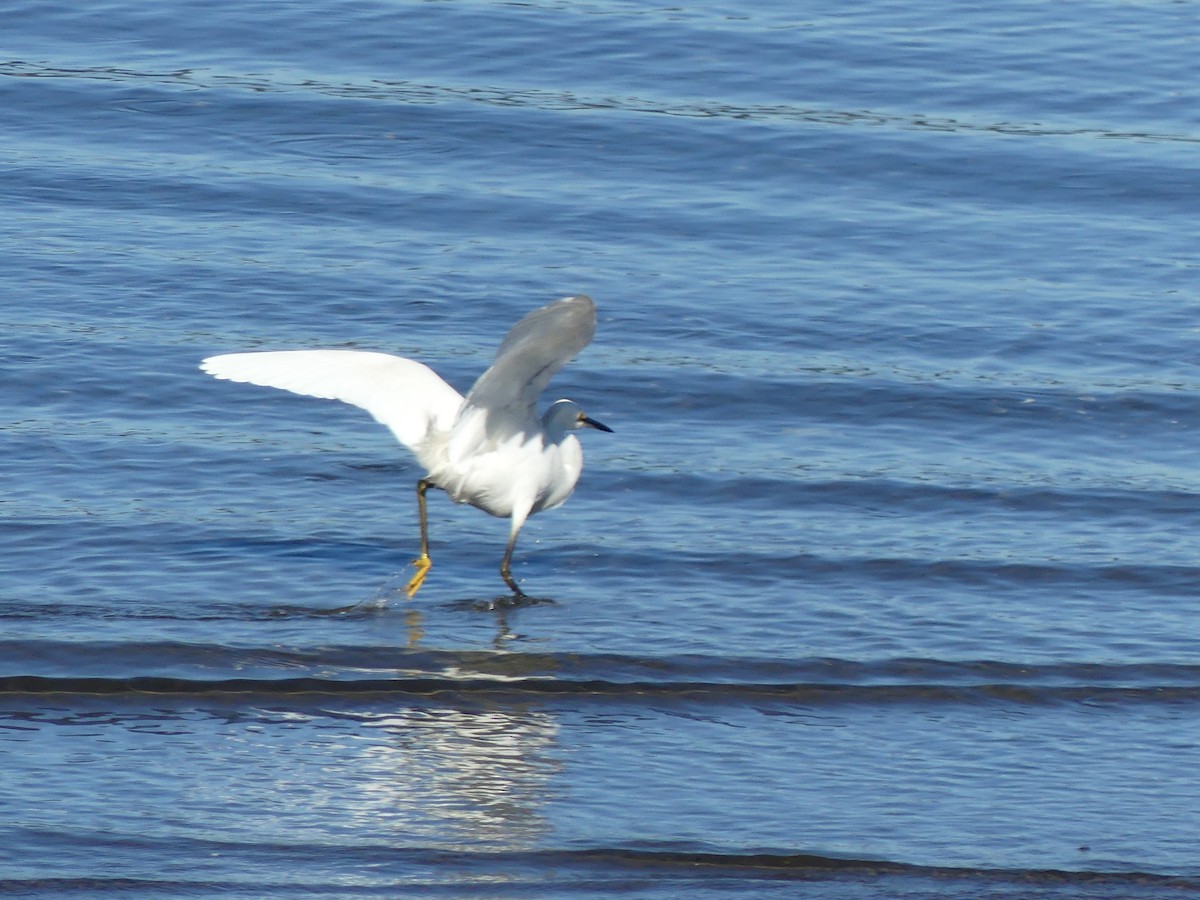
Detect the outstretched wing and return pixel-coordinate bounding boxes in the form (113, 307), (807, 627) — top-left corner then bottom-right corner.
(201, 350), (464, 455)
(460, 295), (596, 440)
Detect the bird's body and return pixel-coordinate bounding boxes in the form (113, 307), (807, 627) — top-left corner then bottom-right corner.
(201, 295), (610, 598)
(426, 401), (584, 519)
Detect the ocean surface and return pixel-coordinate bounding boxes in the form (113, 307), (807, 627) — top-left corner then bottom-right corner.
(3, 0), (1200, 895)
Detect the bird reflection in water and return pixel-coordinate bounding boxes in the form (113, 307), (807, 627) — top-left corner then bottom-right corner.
(342, 703), (564, 851)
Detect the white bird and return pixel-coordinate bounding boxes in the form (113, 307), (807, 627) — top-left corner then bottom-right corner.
(201, 295), (611, 600)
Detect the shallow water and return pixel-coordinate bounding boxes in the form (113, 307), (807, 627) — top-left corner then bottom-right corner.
(4, 0), (1200, 895)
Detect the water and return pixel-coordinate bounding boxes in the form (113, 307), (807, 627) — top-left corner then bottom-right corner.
(3, 0), (1200, 895)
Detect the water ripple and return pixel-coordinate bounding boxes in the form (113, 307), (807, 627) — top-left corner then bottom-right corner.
(5, 60), (1196, 145)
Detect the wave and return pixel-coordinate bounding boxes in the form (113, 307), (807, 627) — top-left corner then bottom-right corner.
(3, 839), (1196, 894)
(567, 845), (1200, 888)
(4, 60), (1196, 147)
(4, 642), (1200, 707)
(5, 674), (1200, 709)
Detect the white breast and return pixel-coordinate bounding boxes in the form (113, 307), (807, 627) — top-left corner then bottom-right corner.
(429, 431), (583, 520)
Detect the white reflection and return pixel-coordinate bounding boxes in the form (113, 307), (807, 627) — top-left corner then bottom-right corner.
(331, 701), (562, 850)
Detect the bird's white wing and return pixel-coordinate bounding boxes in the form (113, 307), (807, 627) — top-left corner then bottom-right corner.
(201, 350), (463, 455)
(460, 295), (596, 439)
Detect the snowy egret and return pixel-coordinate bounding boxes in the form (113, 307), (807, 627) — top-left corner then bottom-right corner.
(201, 295), (611, 599)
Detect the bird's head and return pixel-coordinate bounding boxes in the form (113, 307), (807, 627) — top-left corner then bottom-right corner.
(544, 399), (613, 438)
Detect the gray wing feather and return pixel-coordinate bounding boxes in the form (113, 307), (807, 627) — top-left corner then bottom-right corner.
(461, 295), (596, 435)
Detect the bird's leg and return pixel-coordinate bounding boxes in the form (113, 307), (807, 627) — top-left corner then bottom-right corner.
(499, 526), (528, 600)
(405, 479), (433, 598)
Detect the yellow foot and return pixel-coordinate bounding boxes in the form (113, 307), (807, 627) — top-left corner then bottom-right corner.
(405, 553), (432, 599)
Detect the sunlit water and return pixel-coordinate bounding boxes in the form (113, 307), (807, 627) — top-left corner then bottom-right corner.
(3, 0), (1200, 895)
